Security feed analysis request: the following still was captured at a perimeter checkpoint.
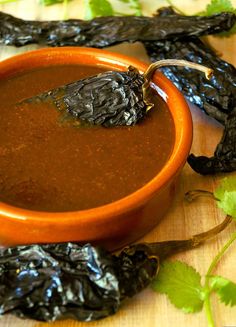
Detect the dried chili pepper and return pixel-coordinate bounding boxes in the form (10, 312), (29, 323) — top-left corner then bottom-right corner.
(31, 67), (148, 127)
(144, 7), (236, 123)
(0, 215), (231, 322)
(0, 243), (119, 321)
(22, 59), (212, 127)
(143, 9), (236, 175)
(144, 37), (236, 125)
(188, 107), (236, 174)
(0, 10), (235, 47)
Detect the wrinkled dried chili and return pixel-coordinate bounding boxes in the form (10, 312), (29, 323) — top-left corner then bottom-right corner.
(22, 60), (212, 127)
(0, 216), (231, 321)
(144, 37), (236, 124)
(0, 10), (235, 47)
(143, 8), (236, 175)
(1, 8), (236, 173)
(188, 107), (236, 174)
(30, 67), (148, 127)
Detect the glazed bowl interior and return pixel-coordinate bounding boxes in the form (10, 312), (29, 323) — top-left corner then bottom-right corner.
(0, 47), (193, 248)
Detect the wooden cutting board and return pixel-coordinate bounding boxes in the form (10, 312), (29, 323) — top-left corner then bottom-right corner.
(0, 1), (236, 326)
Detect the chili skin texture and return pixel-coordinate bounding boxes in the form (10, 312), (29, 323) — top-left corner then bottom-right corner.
(188, 107), (236, 174)
(0, 11), (235, 47)
(144, 10), (236, 175)
(30, 67), (147, 127)
(0, 215), (230, 322)
(0, 243), (121, 321)
(0, 243), (158, 321)
(144, 37), (236, 124)
(0, 240), (199, 321)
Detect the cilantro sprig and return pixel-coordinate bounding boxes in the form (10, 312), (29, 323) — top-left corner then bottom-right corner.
(199, 0), (236, 36)
(214, 177), (236, 217)
(199, 0), (236, 16)
(166, 0), (236, 36)
(152, 261), (205, 313)
(84, 0), (114, 20)
(152, 176), (236, 327)
(210, 275), (236, 307)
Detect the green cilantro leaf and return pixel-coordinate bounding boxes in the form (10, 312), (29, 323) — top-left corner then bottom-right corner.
(210, 275), (236, 306)
(202, 0), (236, 15)
(214, 177), (236, 219)
(84, 0), (114, 20)
(199, 0), (236, 36)
(151, 261), (205, 313)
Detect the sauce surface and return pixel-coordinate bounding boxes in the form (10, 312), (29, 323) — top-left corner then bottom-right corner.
(0, 65), (175, 212)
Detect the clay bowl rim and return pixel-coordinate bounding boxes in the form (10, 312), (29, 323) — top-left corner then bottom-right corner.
(0, 47), (193, 224)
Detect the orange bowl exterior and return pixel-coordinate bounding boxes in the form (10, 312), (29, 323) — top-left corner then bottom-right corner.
(0, 47), (193, 250)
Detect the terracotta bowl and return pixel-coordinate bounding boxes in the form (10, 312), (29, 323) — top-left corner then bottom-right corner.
(0, 47), (192, 250)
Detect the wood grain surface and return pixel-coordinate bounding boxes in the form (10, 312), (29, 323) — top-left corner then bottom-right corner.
(0, 1), (236, 326)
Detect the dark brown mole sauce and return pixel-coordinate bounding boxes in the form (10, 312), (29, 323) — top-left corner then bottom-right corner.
(0, 65), (175, 212)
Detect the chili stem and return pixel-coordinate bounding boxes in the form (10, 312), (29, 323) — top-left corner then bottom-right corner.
(204, 228), (236, 327)
(143, 59), (213, 81)
(146, 215), (232, 259)
(191, 215), (232, 246)
(142, 59), (213, 112)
